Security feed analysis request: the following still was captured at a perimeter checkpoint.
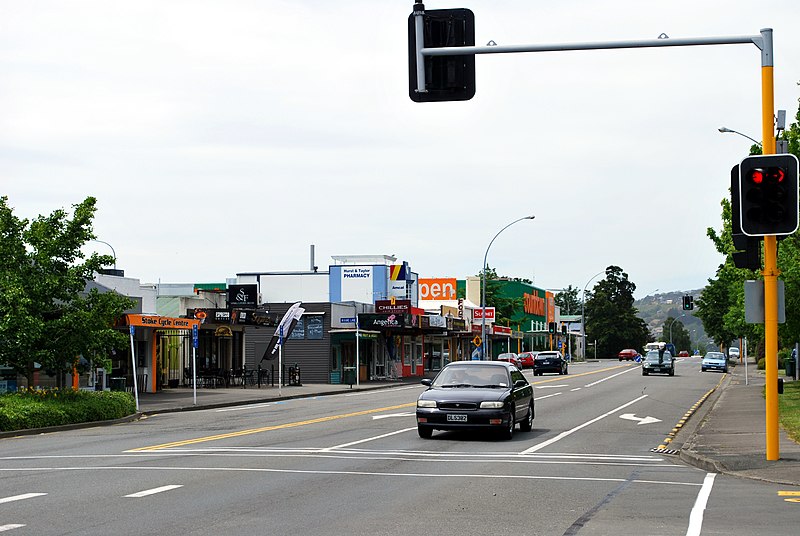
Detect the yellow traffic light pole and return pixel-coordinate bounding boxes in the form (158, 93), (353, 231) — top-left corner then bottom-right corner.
(759, 29), (779, 460)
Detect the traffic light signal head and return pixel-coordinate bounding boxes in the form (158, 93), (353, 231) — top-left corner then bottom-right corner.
(561, 324), (567, 335)
(682, 295), (694, 311)
(739, 154), (799, 236)
(548, 322), (556, 334)
(408, 7), (476, 102)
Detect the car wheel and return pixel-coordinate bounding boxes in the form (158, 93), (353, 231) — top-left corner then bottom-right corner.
(701, 367), (706, 372)
(669, 368), (675, 376)
(642, 370), (648, 376)
(619, 357), (623, 361)
(520, 402), (534, 432)
(417, 425), (433, 439)
(723, 367), (728, 374)
(501, 411), (515, 440)
(564, 366), (568, 375)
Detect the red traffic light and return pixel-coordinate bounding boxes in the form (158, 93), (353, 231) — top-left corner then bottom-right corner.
(748, 169), (764, 184)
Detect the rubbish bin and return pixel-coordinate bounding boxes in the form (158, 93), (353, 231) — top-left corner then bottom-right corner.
(343, 367), (356, 387)
(288, 364), (302, 386)
(109, 377), (126, 392)
(786, 358), (796, 378)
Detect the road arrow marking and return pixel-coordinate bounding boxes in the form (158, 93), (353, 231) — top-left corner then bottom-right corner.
(620, 413), (662, 425)
(372, 412), (414, 420)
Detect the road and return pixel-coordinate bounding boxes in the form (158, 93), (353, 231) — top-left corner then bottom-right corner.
(1, 357), (797, 535)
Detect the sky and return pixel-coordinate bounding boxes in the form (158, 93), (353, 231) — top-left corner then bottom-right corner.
(3, 0), (799, 299)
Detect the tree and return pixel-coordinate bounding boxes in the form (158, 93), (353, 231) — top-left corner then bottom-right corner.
(0, 196), (134, 387)
(661, 316), (691, 352)
(554, 285), (581, 316)
(584, 266), (649, 357)
(477, 267), (522, 327)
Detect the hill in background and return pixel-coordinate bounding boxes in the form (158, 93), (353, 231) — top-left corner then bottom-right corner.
(634, 289), (711, 349)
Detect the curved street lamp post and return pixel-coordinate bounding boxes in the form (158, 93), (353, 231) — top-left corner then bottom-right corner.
(481, 215), (535, 360)
(580, 270), (605, 360)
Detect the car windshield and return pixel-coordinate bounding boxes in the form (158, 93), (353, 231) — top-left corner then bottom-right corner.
(645, 351), (670, 362)
(705, 353), (725, 360)
(433, 365), (509, 388)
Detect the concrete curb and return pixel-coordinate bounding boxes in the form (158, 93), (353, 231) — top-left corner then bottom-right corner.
(0, 413), (141, 440)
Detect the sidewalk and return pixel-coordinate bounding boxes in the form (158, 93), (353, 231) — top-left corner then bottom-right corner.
(136, 378), (418, 415)
(680, 357), (800, 486)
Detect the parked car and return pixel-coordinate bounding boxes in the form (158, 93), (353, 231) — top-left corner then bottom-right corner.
(642, 350), (675, 376)
(678, 350), (690, 357)
(729, 347), (740, 360)
(416, 361), (534, 440)
(701, 352), (728, 373)
(518, 351), (538, 368)
(618, 349), (639, 361)
(497, 352), (522, 368)
(533, 351), (568, 376)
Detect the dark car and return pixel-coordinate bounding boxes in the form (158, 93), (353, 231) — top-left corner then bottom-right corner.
(533, 351), (568, 376)
(618, 349), (639, 361)
(497, 352), (521, 368)
(416, 361), (534, 440)
(642, 350), (675, 376)
(518, 351), (538, 368)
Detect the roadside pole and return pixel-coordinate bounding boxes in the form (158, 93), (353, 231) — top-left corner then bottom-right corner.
(744, 337), (749, 386)
(129, 325), (139, 412)
(192, 324), (198, 406)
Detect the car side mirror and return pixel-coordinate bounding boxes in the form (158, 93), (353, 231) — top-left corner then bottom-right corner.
(514, 379), (527, 389)
(421, 379), (432, 387)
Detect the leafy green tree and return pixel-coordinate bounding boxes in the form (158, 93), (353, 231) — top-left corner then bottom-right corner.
(660, 316), (691, 352)
(584, 266), (650, 357)
(0, 196), (134, 387)
(554, 285), (581, 316)
(477, 267), (522, 327)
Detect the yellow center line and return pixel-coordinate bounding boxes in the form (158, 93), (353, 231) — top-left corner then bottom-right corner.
(778, 491), (800, 496)
(532, 363), (633, 385)
(130, 402), (416, 451)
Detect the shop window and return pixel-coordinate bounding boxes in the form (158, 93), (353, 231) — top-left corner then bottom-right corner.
(306, 316), (323, 339)
(288, 317), (305, 339)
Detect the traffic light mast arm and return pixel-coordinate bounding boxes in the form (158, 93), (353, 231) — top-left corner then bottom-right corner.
(420, 33), (764, 58)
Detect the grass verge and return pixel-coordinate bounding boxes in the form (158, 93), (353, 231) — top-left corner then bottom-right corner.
(778, 381), (800, 443)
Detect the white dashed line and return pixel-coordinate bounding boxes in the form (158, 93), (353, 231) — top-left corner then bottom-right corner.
(0, 493), (46, 504)
(125, 485), (183, 498)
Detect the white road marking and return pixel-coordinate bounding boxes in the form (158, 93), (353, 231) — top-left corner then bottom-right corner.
(571, 388), (582, 391)
(534, 392), (563, 401)
(321, 427), (417, 451)
(536, 384), (569, 389)
(521, 394), (649, 454)
(584, 366), (639, 387)
(344, 386), (420, 396)
(686, 472), (717, 536)
(371, 412), (414, 420)
(0, 465), (701, 486)
(216, 403), (272, 412)
(124, 485), (183, 498)
(0, 525), (25, 532)
(619, 413), (662, 425)
(0, 493), (46, 504)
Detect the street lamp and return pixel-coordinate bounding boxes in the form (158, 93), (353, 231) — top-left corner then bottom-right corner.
(580, 270), (605, 360)
(90, 239), (117, 269)
(481, 215), (535, 360)
(718, 126), (762, 147)
(669, 314), (686, 345)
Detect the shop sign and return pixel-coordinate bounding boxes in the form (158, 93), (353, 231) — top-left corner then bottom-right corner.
(493, 325), (512, 335)
(523, 292), (546, 316)
(511, 330), (524, 339)
(126, 314), (200, 330)
(388, 281), (407, 298)
(376, 299), (411, 314)
(358, 313), (409, 329)
(235, 309), (278, 326)
(427, 315), (446, 328)
(473, 307), (495, 320)
(450, 319), (468, 331)
(471, 325), (483, 335)
(458, 298), (464, 318)
(188, 308), (233, 324)
(228, 284), (258, 308)
(419, 278), (457, 300)
(215, 326), (233, 337)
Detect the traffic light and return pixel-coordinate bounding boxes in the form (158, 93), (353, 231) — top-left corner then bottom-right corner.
(548, 322), (556, 334)
(682, 295), (694, 311)
(731, 165), (763, 270)
(561, 324), (567, 335)
(408, 5), (476, 102)
(739, 154), (800, 236)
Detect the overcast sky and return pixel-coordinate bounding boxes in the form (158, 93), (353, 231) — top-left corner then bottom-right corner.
(3, 1), (799, 299)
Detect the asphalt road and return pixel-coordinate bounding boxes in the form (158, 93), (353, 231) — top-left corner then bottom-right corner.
(1, 357), (798, 535)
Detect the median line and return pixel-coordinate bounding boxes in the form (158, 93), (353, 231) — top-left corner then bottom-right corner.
(129, 402), (416, 451)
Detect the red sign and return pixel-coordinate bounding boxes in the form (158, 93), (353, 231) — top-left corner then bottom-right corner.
(472, 307), (495, 320)
(376, 299), (411, 314)
(493, 325), (512, 335)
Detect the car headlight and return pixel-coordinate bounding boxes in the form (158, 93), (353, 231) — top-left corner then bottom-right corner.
(480, 401), (504, 409)
(417, 399), (437, 408)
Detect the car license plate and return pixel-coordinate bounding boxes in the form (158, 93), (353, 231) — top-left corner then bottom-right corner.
(447, 414), (467, 422)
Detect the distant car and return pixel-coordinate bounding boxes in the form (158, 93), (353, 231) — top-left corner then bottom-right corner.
(416, 361), (534, 440)
(518, 351), (538, 368)
(642, 350), (675, 376)
(678, 350), (690, 357)
(497, 353), (522, 368)
(618, 349), (639, 361)
(729, 347), (740, 360)
(702, 352), (728, 373)
(534, 351), (568, 376)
